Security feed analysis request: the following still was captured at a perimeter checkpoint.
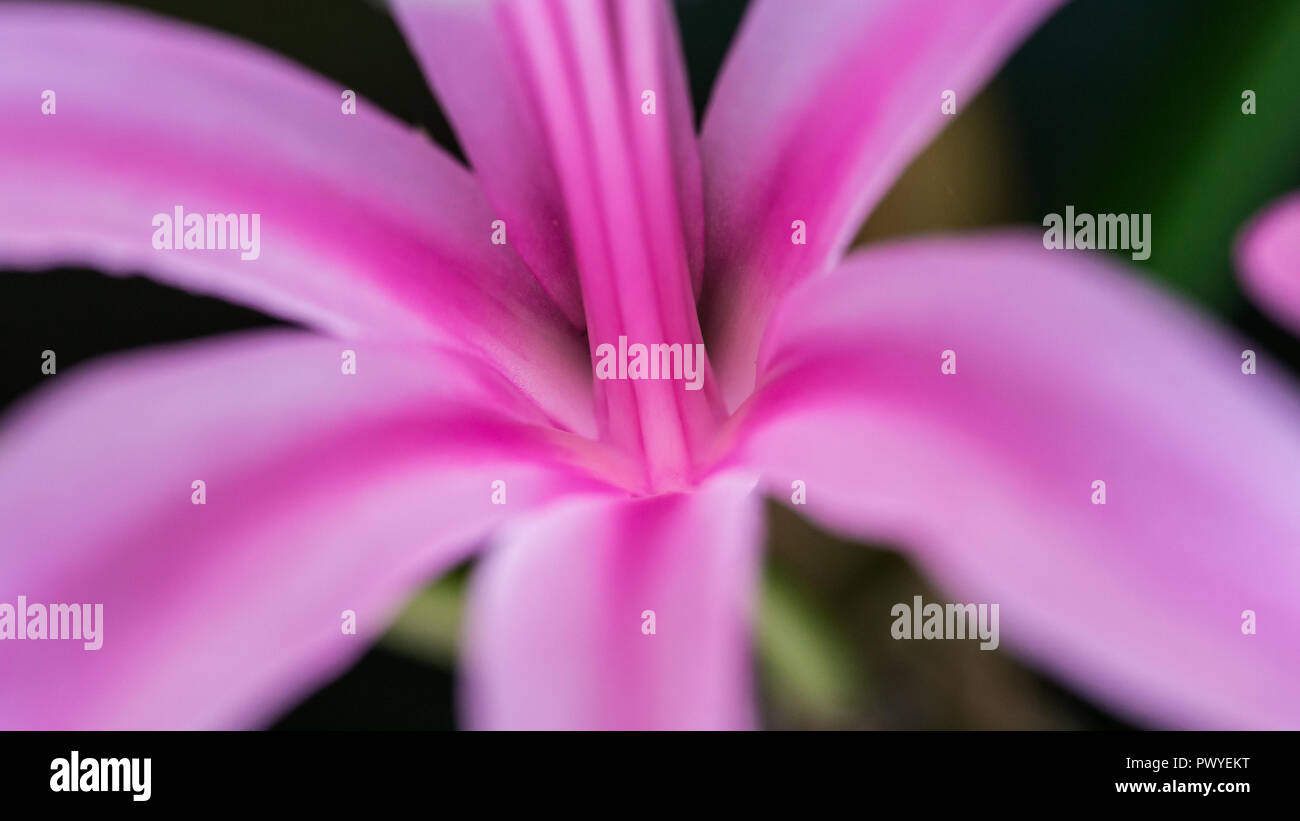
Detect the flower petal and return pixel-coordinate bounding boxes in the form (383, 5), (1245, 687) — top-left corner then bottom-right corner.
(392, 0), (722, 486)
(462, 473), (762, 729)
(723, 233), (1300, 729)
(0, 331), (628, 729)
(390, 0), (705, 321)
(1237, 191), (1300, 336)
(699, 0), (1062, 407)
(0, 3), (594, 432)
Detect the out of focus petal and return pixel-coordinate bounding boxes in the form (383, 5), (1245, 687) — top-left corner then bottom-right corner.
(463, 473), (762, 729)
(0, 2), (594, 432)
(0, 331), (626, 728)
(724, 233), (1300, 728)
(1237, 191), (1300, 335)
(699, 0), (1062, 407)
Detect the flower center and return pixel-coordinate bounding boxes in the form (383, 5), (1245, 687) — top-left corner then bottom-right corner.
(585, 320), (725, 494)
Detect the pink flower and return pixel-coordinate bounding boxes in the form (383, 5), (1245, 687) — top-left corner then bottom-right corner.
(1237, 191), (1300, 336)
(2, 0), (1298, 730)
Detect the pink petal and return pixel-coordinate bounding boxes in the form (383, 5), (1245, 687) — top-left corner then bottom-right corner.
(392, 0), (722, 487)
(722, 233), (1300, 729)
(699, 0), (1063, 408)
(463, 473), (762, 729)
(1237, 191), (1300, 336)
(391, 0), (705, 322)
(0, 331), (628, 729)
(0, 3), (594, 433)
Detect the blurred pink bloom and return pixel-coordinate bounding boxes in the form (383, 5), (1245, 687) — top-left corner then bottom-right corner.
(1237, 191), (1300, 335)
(2, 0), (1298, 729)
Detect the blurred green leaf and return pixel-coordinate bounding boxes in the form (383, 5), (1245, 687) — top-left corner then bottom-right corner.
(381, 571), (466, 666)
(1004, 0), (1300, 307)
(757, 564), (861, 725)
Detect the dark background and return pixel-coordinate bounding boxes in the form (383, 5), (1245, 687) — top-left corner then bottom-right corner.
(2, 0), (1297, 729)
